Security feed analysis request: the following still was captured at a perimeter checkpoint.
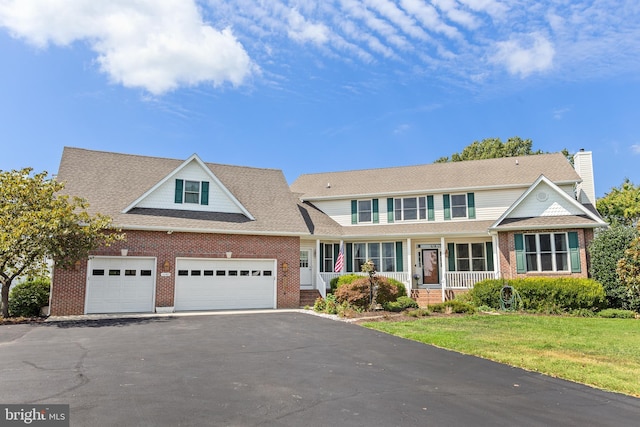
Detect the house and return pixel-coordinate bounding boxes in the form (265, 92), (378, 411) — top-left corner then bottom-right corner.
(50, 147), (606, 315)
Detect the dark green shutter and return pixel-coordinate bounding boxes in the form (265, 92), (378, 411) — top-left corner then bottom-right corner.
(174, 179), (184, 204)
(319, 244), (324, 273)
(346, 243), (353, 272)
(447, 243), (456, 271)
(351, 200), (357, 224)
(387, 198), (394, 223)
(515, 234), (526, 273)
(485, 242), (494, 272)
(373, 199), (379, 223)
(443, 194), (451, 220)
(395, 242), (403, 272)
(427, 195), (435, 221)
(467, 193), (475, 219)
(568, 232), (581, 273)
(200, 181), (209, 205)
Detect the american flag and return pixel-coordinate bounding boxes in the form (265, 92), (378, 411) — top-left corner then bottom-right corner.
(334, 244), (344, 273)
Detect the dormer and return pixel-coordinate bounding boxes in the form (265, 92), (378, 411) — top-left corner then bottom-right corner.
(122, 154), (254, 219)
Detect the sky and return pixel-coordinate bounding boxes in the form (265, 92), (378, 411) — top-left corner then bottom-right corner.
(1, 0), (639, 198)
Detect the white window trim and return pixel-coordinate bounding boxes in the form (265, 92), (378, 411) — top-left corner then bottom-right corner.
(450, 194), (468, 219)
(184, 180), (200, 204)
(358, 200), (373, 223)
(394, 196), (426, 222)
(524, 232), (570, 272)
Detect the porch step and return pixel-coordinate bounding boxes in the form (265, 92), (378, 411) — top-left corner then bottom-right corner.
(300, 290), (322, 307)
(410, 289), (468, 308)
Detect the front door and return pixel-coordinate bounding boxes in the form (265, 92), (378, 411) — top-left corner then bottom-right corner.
(300, 249), (312, 289)
(422, 249), (440, 285)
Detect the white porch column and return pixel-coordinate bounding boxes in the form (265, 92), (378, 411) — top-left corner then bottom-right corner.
(440, 236), (447, 302)
(315, 239), (322, 297)
(491, 232), (500, 280)
(406, 238), (412, 295)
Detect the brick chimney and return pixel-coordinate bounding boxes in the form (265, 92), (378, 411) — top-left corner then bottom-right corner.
(573, 149), (596, 206)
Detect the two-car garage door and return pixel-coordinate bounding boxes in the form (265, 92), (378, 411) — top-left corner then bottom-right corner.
(174, 258), (276, 311)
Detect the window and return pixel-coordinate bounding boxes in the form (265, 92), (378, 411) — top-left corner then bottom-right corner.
(215, 270), (225, 276)
(178, 270), (189, 276)
(358, 200), (372, 223)
(184, 180), (200, 204)
(524, 233), (569, 272)
(204, 270), (214, 276)
(451, 194), (467, 218)
(394, 197), (426, 221)
(228, 270), (238, 276)
(263, 270), (272, 276)
(140, 270), (152, 276)
(300, 251), (309, 268)
(322, 244), (335, 272)
(125, 270), (136, 276)
(191, 270), (201, 276)
(351, 242), (397, 272)
(92, 269), (105, 276)
(455, 243), (487, 271)
(109, 269), (120, 276)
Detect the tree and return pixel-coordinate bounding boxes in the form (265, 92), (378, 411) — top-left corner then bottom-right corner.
(0, 168), (124, 317)
(616, 235), (640, 312)
(588, 224), (639, 309)
(596, 179), (640, 226)
(434, 137), (569, 163)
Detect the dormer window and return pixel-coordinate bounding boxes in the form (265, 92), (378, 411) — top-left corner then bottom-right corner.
(184, 181), (200, 204)
(175, 179), (209, 205)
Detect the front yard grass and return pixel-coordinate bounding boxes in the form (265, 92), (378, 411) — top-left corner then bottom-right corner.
(362, 314), (640, 397)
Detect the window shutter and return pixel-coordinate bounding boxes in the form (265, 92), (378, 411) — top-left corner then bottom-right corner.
(334, 243), (340, 266)
(200, 181), (209, 205)
(387, 198), (394, 223)
(174, 179), (184, 204)
(319, 244), (324, 273)
(373, 199), (379, 223)
(485, 241), (494, 272)
(447, 243), (455, 271)
(346, 243), (353, 272)
(515, 234), (526, 273)
(568, 232), (581, 273)
(395, 242), (403, 272)
(467, 193), (475, 219)
(443, 194), (451, 220)
(427, 195), (435, 221)
(351, 200), (357, 224)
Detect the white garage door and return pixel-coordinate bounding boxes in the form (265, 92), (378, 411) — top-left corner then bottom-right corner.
(85, 257), (156, 314)
(175, 258), (276, 311)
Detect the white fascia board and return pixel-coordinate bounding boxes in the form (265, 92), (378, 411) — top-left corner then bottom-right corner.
(122, 154), (255, 220)
(493, 223), (607, 231)
(116, 224), (308, 237)
(299, 181), (579, 202)
(489, 175), (607, 230)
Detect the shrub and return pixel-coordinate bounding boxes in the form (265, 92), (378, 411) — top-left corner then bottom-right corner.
(468, 278), (606, 313)
(407, 308), (431, 317)
(430, 300), (476, 314)
(383, 296), (419, 312)
(8, 277), (50, 317)
(334, 276), (404, 310)
(597, 308), (637, 319)
(331, 274), (361, 292)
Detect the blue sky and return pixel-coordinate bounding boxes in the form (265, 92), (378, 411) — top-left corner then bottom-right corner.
(1, 0), (639, 197)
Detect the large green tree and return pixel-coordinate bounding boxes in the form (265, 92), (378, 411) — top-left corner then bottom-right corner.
(616, 235), (640, 312)
(434, 137), (570, 163)
(0, 168), (123, 317)
(596, 179), (640, 226)
(588, 224), (639, 309)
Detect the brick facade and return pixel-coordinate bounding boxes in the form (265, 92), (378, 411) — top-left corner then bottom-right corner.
(497, 228), (595, 280)
(51, 230), (301, 316)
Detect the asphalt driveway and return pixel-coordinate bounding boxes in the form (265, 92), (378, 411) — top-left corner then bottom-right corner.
(1, 312), (638, 426)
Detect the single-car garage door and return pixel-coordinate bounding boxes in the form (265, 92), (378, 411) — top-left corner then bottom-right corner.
(85, 257), (156, 314)
(175, 258), (276, 311)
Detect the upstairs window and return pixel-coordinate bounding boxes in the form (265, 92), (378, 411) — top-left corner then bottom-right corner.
(444, 193), (475, 220)
(175, 179), (209, 205)
(351, 199), (379, 224)
(394, 197), (426, 221)
(451, 194), (467, 218)
(358, 200), (372, 222)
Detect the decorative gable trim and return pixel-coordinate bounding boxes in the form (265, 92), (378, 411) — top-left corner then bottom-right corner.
(490, 175), (606, 230)
(122, 154), (255, 220)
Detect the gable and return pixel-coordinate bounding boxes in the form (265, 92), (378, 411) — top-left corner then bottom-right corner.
(508, 181), (584, 218)
(124, 155), (252, 218)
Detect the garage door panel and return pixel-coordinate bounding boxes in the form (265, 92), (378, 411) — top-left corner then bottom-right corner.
(86, 258), (155, 314)
(175, 259), (275, 311)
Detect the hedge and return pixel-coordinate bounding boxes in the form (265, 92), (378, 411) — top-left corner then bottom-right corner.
(8, 277), (51, 317)
(468, 278), (606, 313)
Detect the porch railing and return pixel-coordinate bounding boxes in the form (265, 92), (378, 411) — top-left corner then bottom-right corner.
(315, 273), (327, 299)
(445, 272), (495, 289)
(319, 272), (411, 290)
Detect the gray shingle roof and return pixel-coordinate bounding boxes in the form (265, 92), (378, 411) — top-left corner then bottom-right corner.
(56, 147), (309, 235)
(290, 153), (580, 199)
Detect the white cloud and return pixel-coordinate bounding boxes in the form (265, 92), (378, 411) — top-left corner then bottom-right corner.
(0, 0), (255, 94)
(631, 144), (640, 155)
(552, 106), (571, 120)
(287, 8), (329, 45)
(492, 33), (555, 77)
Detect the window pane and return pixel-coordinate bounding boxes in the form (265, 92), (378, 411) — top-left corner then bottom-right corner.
(140, 270), (152, 276)
(472, 259), (485, 271)
(354, 243), (366, 272)
(539, 234), (552, 252)
(185, 181), (199, 192)
(382, 258), (395, 272)
(358, 200), (372, 222)
(451, 194), (467, 218)
(456, 244), (469, 258)
(125, 270), (136, 276)
(554, 234), (567, 252)
(403, 197), (417, 220)
(418, 197), (426, 219)
(556, 253), (568, 271)
(525, 235), (537, 252)
(381, 242), (395, 272)
(394, 199), (402, 221)
(540, 253), (553, 271)
(92, 269), (105, 276)
(471, 243), (484, 258)
(457, 259), (470, 271)
(382, 242), (395, 257)
(526, 254), (537, 271)
(216, 270), (225, 276)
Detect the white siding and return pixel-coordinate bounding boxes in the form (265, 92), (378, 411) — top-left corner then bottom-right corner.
(136, 161), (243, 213)
(313, 200), (353, 226)
(509, 181), (584, 218)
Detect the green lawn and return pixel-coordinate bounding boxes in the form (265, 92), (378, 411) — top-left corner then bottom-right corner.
(362, 314), (640, 397)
